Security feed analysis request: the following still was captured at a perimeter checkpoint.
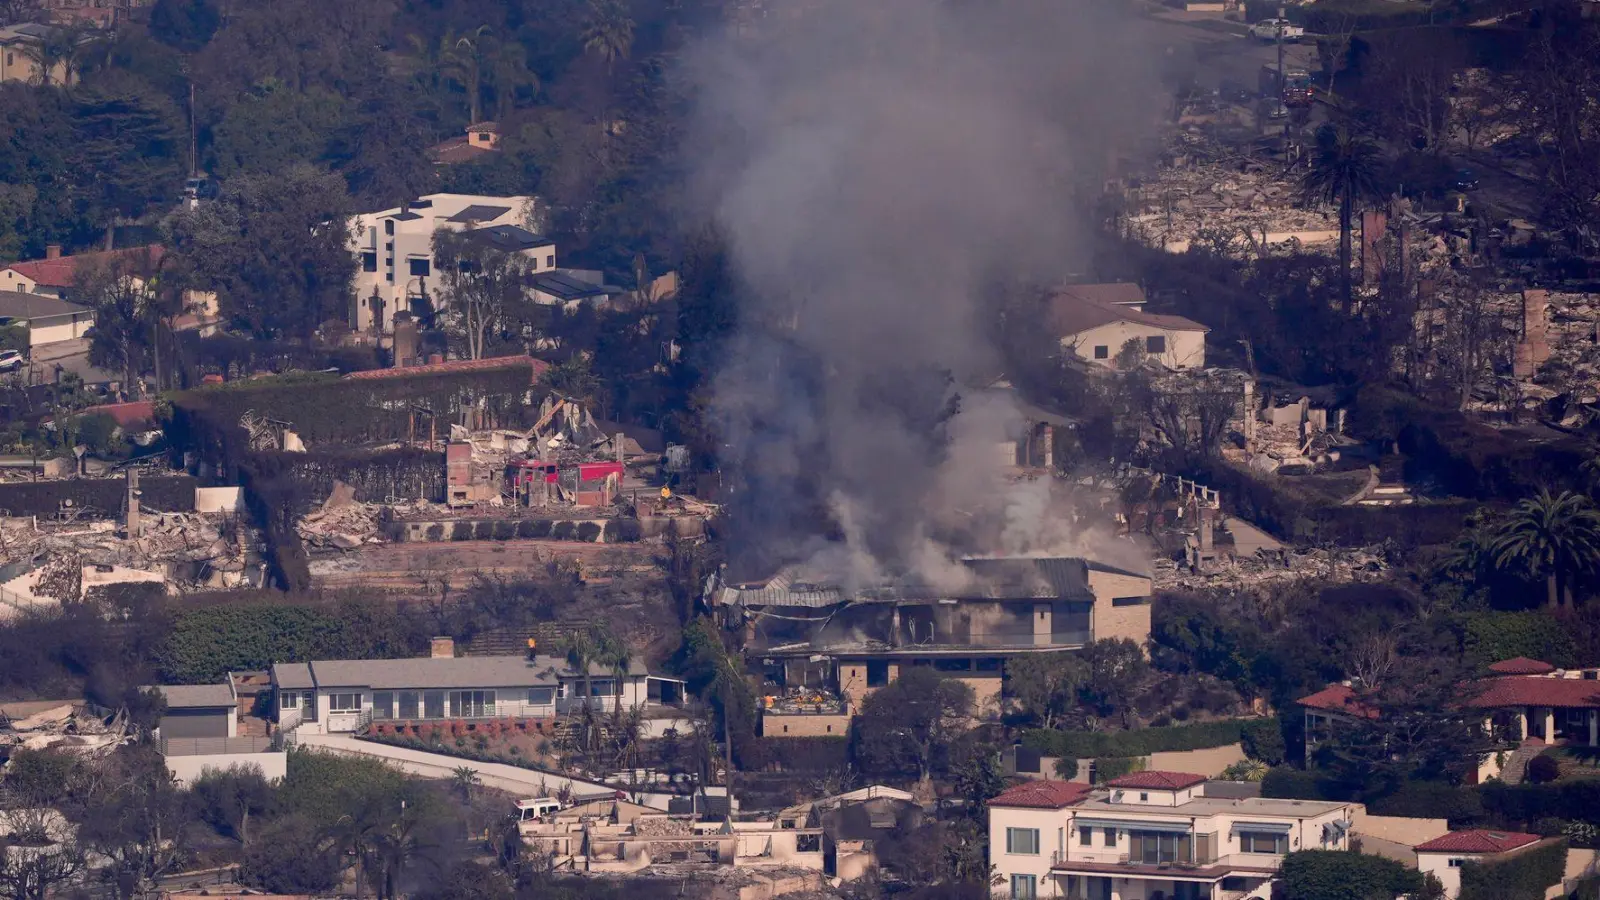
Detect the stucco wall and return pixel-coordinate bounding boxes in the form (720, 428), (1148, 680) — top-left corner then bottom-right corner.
(165, 751), (287, 787)
(764, 713), (850, 738)
(194, 486), (243, 513)
(988, 805), (1067, 897)
(1351, 811), (1450, 849)
(1146, 742), (1246, 777)
(1063, 321), (1206, 370)
(1093, 600), (1151, 645)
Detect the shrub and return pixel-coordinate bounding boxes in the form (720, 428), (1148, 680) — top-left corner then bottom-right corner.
(515, 519), (537, 538)
(550, 521), (576, 540)
(425, 524), (444, 541)
(451, 522), (474, 541)
(1279, 849), (1423, 900)
(1460, 840), (1566, 900)
(605, 518), (642, 542)
(575, 521), (602, 542)
(1241, 717), (1288, 766)
(1021, 718), (1254, 759)
(1092, 757), (1145, 783)
(1260, 767), (1351, 802)
(1527, 754), (1562, 785)
(492, 521), (516, 540)
(1465, 612), (1578, 670)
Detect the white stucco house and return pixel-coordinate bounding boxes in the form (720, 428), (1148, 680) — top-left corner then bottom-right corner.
(1049, 284), (1209, 371)
(349, 193), (555, 334)
(987, 772), (1358, 900)
(1413, 830), (1556, 900)
(270, 645), (687, 735)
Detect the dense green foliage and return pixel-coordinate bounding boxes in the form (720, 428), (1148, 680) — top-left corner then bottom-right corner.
(1021, 718), (1259, 760)
(1459, 840), (1566, 900)
(1464, 611), (1579, 668)
(157, 603), (427, 683)
(1279, 850), (1424, 900)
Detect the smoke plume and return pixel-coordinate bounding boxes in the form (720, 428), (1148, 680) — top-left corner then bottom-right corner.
(687, 0), (1161, 586)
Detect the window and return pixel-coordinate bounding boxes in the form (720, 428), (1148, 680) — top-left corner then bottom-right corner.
(279, 691), (299, 710)
(1448, 859), (1464, 868)
(545, 255), (555, 268)
(1079, 826), (1093, 847)
(330, 693), (362, 712)
(797, 833), (821, 852)
(4, 53), (11, 66)
(1238, 831), (1289, 855)
(527, 687), (556, 705)
(409, 257), (431, 278)
(976, 658), (1002, 672)
(1112, 596), (1149, 607)
(361, 252), (377, 273)
(1093, 345), (1108, 360)
(1010, 875), (1037, 900)
(866, 661), (890, 687)
(934, 658), (972, 672)
(373, 692), (394, 719)
(1139, 793), (1149, 802)
(1104, 827), (1118, 847)
(424, 691), (445, 719)
(477, 132), (492, 141)
(1146, 335), (1167, 354)
(398, 691), (420, 719)
(1005, 828), (1040, 855)
(1131, 831), (1193, 865)
(385, 219), (395, 235)
(449, 690), (496, 717)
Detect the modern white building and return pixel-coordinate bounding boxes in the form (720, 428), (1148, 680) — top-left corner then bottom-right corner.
(269, 643), (686, 735)
(987, 772), (1358, 900)
(348, 193), (554, 334)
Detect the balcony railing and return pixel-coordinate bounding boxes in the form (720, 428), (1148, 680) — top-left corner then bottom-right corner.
(1051, 850), (1278, 872)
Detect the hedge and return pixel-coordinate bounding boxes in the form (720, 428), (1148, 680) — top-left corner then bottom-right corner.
(157, 603), (426, 683)
(1092, 757), (1145, 783)
(0, 474), (197, 517)
(1481, 781), (1600, 828)
(1021, 719), (1255, 760)
(1279, 849), (1422, 900)
(1464, 611), (1578, 670)
(1460, 840), (1565, 900)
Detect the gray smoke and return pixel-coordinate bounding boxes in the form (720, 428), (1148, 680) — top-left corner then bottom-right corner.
(687, 0), (1161, 587)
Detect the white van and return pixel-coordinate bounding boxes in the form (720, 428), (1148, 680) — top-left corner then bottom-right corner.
(516, 798), (563, 821)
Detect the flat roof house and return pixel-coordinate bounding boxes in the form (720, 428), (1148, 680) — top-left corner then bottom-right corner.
(987, 773), (1359, 900)
(0, 290), (93, 349)
(152, 680), (286, 786)
(270, 645), (685, 735)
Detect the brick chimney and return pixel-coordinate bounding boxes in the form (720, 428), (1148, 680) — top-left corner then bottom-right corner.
(1513, 289), (1550, 379)
(45, 244), (62, 260)
(430, 636), (455, 659)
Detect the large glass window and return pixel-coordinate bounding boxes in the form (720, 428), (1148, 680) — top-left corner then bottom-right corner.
(372, 692), (394, 719)
(330, 693), (362, 712)
(1010, 875), (1037, 900)
(588, 680), (616, 697)
(1005, 828), (1040, 855)
(449, 690), (496, 717)
(397, 691), (419, 719)
(424, 691), (444, 719)
(1130, 831), (1193, 865)
(527, 687), (556, 705)
(1238, 831), (1289, 855)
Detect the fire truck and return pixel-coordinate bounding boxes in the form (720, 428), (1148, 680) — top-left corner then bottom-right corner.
(1259, 64), (1313, 107)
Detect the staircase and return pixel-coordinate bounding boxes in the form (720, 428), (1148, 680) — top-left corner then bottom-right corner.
(1501, 739), (1546, 785)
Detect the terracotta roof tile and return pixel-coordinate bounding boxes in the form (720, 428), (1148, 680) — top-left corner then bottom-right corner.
(1105, 771), (1207, 790)
(1297, 684), (1379, 719)
(3, 245), (165, 288)
(343, 354), (550, 382)
(1487, 657), (1556, 675)
(430, 137), (496, 165)
(1467, 675), (1600, 709)
(1414, 830), (1540, 854)
(989, 780), (1093, 809)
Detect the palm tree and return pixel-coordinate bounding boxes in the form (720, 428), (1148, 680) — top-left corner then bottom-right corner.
(450, 766), (480, 802)
(581, 0), (635, 71)
(1492, 489), (1600, 609)
(1302, 124), (1382, 311)
(487, 37), (538, 120)
(441, 25), (494, 124)
(560, 625), (617, 715)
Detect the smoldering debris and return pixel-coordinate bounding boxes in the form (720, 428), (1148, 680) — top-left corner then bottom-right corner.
(687, 0), (1161, 585)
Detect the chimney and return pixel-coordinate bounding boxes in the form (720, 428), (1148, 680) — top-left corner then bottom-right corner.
(125, 468), (141, 538)
(430, 636), (455, 659)
(428, 352), (444, 365)
(45, 244), (62, 260)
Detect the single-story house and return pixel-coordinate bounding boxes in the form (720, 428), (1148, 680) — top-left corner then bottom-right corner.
(1048, 284), (1209, 370)
(153, 680), (286, 786)
(431, 121), (502, 165)
(154, 682), (239, 739)
(270, 646), (687, 734)
(0, 290), (93, 349)
(1414, 830), (1553, 900)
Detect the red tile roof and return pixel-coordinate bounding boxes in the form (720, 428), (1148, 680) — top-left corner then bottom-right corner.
(78, 401), (156, 429)
(343, 354), (550, 382)
(988, 780), (1093, 809)
(1297, 684), (1379, 719)
(1047, 289), (1208, 339)
(1466, 675), (1600, 710)
(1414, 830), (1540, 854)
(1105, 771), (1207, 790)
(430, 137), (497, 165)
(1488, 657), (1556, 676)
(3, 245), (165, 288)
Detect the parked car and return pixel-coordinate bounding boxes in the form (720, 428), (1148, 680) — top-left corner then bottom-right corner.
(0, 350), (24, 372)
(1249, 18), (1304, 41)
(1454, 169), (1480, 191)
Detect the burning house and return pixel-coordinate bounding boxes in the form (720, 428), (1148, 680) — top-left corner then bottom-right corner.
(710, 555), (1151, 729)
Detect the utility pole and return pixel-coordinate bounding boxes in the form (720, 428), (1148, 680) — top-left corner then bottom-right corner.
(1276, 6), (1288, 145)
(188, 80), (198, 179)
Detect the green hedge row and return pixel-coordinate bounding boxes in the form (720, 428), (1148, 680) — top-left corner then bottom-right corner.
(0, 475), (197, 517)
(1460, 840), (1565, 900)
(1021, 718), (1258, 760)
(1093, 757), (1144, 783)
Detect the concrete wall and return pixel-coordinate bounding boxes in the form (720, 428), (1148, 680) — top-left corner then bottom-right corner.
(29, 313), (92, 348)
(1064, 320), (1206, 370)
(1351, 810), (1449, 849)
(763, 713), (850, 737)
(165, 751), (287, 787)
(1147, 742), (1246, 777)
(194, 486), (243, 513)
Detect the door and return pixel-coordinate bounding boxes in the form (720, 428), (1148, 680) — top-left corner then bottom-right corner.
(1088, 876), (1113, 900)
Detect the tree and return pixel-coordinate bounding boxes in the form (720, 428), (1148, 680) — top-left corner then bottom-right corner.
(239, 813), (340, 895)
(209, 81), (345, 179)
(70, 88), (185, 249)
(1315, 661), (1492, 792)
(165, 165), (355, 340)
(851, 667), (975, 784)
(78, 751), (193, 900)
(1302, 124), (1382, 310)
(440, 26), (492, 125)
(1492, 490), (1600, 609)
(148, 0), (220, 52)
(450, 766), (480, 802)
(432, 227), (535, 360)
(75, 248), (173, 395)
(1280, 849), (1424, 900)
(581, 0), (635, 71)
(192, 765), (276, 846)
(1080, 638), (1150, 726)
(1005, 652), (1086, 729)
(0, 808), (85, 900)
